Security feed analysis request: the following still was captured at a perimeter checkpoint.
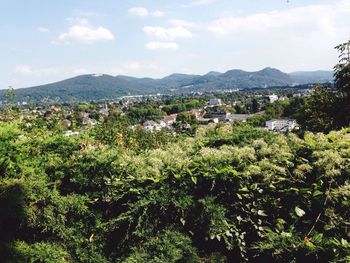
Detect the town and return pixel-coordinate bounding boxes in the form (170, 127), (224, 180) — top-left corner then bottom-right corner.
(0, 85), (311, 138)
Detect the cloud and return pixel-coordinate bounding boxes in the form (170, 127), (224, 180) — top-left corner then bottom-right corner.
(128, 7), (165, 17)
(145, 42), (178, 51)
(128, 7), (149, 17)
(186, 0), (216, 7)
(15, 65), (33, 74)
(53, 19), (114, 44)
(37, 27), (49, 33)
(143, 26), (192, 40)
(208, 4), (347, 36)
(73, 68), (89, 74)
(15, 65), (58, 76)
(152, 10), (165, 17)
(168, 19), (198, 29)
(123, 62), (158, 70)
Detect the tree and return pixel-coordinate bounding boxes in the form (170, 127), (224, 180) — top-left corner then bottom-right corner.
(252, 98), (260, 113)
(3, 86), (16, 114)
(298, 86), (337, 132)
(334, 40), (350, 96)
(334, 40), (350, 127)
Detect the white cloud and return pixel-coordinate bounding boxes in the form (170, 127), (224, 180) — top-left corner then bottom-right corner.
(143, 26), (192, 40)
(15, 65), (33, 74)
(54, 19), (114, 44)
(152, 10), (165, 17)
(73, 68), (89, 74)
(37, 27), (49, 33)
(168, 19), (198, 29)
(65, 17), (89, 25)
(15, 65), (58, 76)
(186, 0), (216, 7)
(208, 4), (346, 36)
(128, 7), (165, 17)
(146, 42), (178, 51)
(128, 7), (149, 17)
(123, 61), (158, 70)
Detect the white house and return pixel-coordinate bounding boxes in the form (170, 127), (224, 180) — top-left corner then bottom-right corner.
(268, 94), (279, 103)
(208, 98), (222, 106)
(143, 120), (164, 132)
(265, 119), (298, 132)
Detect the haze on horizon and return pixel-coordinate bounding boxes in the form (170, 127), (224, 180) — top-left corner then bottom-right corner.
(0, 0), (349, 89)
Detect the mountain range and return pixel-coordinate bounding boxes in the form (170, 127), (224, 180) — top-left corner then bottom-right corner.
(2, 68), (334, 102)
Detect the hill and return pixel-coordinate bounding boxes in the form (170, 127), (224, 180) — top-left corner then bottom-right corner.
(1, 68), (333, 102)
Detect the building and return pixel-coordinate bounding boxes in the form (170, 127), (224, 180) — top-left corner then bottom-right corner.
(268, 94), (279, 103)
(209, 111), (230, 121)
(208, 98), (222, 106)
(190, 109), (205, 119)
(161, 114), (177, 125)
(225, 114), (250, 123)
(265, 119), (298, 132)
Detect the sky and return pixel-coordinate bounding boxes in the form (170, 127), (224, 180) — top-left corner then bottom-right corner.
(0, 0), (349, 89)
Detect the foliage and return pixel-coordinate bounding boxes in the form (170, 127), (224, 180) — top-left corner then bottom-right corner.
(1, 117), (350, 262)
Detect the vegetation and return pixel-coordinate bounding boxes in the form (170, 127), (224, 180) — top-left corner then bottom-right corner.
(1, 118), (350, 262)
(0, 41), (349, 262)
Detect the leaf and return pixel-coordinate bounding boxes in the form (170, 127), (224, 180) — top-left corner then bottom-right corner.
(305, 241), (316, 249)
(295, 206), (306, 217)
(180, 218), (186, 226)
(312, 190), (323, 197)
(341, 238), (349, 247)
(257, 210), (267, 217)
(191, 176), (197, 184)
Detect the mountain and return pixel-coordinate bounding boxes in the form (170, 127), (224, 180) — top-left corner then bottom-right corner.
(289, 70), (334, 84)
(2, 68), (334, 102)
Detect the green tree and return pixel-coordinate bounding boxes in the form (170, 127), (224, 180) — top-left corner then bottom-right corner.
(334, 40), (350, 127)
(298, 86), (336, 132)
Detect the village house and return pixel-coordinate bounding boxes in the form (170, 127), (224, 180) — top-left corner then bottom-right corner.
(268, 94), (279, 103)
(143, 120), (162, 132)
(225, 114), (250, 123)
(161, 114), (177, 125)
(208, 98), (222, 106)
(190, 109), (205, 119)
(265, 119), (298, 132)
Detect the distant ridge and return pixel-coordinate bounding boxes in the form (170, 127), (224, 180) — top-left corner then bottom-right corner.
(2, 68), (333, 102)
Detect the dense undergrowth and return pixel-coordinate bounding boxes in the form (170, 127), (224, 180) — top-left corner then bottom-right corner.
(1, 122), (350, 262)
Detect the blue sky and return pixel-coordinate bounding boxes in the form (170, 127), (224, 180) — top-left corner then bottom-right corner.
(0, 0), (349, 88)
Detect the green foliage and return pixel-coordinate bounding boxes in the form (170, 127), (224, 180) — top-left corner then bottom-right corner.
(124, 230), (199, 263)
(1, 112), (350, 262)
(12, 241), (68, 263)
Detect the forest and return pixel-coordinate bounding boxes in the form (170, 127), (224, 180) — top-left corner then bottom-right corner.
(0, 40), (349, 262)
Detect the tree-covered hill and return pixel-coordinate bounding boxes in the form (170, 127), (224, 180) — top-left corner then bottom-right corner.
(1, 68), (333, 102)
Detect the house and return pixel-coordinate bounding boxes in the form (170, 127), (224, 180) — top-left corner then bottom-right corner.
(50, 105), (61, 113)
(268, 94), (279, 103)
(208, 98), (222, 106)
(143, 120), (163, 132)
(265, 119), (298, 132)
(209, 111), (230, 121)
(225, 114), (250, 123)
(190, 109), (204, 119)
(161, 114), (177, 125)
(99, 104), (109, 117)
